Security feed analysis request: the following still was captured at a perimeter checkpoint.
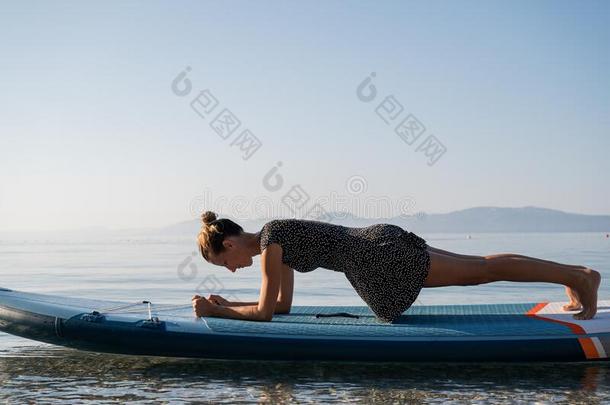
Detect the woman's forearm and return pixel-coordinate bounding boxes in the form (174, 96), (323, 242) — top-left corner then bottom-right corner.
(226, 300), (290, 313)
(209, 304), (269, 321)
(226, 301), (258, 307)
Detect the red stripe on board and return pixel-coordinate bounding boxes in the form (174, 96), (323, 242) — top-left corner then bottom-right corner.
(526, 301), (586, 335)
(526, 302), (548, 315)
(526, 301), (599, 359)
(578, 337), (601, 360)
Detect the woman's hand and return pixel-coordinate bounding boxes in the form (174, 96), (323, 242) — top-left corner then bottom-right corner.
(207, 294), (230, 306)
(191, 295), (215, 317)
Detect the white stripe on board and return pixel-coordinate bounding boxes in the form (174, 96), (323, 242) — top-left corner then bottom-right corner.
(592, 337), (607, 358)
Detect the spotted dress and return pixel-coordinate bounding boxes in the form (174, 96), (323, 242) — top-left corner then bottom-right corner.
(258, 219), (430, 323)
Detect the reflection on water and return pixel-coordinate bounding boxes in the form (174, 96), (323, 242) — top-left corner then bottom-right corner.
(1, 345), (609, 403)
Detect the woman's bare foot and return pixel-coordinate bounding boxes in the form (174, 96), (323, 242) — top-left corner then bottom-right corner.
(563, 286), (582, 311)
(571, 268), (601, 320)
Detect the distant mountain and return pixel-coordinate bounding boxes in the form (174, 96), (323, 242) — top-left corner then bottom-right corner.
(2, 206), (608, 239)
(393, 206), (610, 233)
(153, 206), (610, 235)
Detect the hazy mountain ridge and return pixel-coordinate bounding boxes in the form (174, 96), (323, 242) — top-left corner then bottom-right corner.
(399, 206), (610, 233)
(2, 206), (609, 238)
(152, 206), (610, 236)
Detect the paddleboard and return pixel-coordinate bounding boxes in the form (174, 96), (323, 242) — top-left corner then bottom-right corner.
(1, 286), (608, 362)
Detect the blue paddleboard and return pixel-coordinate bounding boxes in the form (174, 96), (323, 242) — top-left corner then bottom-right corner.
(0, 286), (608, 362)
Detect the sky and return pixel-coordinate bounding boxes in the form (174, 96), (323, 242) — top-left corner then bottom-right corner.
(0, 0), (608, 231)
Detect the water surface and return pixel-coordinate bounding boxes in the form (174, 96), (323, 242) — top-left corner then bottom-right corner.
(1, 232), (609, 403)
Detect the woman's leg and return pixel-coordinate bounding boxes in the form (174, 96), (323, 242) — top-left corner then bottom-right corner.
(427, 246), (587, 310)
(423, 246), (601, 320)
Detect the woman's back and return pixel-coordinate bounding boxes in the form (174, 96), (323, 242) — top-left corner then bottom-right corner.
(259, 218), (425, 272)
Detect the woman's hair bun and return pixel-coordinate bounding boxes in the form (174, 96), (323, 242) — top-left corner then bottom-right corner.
(201, 211), (217, 225)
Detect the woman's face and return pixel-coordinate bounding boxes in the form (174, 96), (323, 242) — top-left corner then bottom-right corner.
(208, 236), (253, 272)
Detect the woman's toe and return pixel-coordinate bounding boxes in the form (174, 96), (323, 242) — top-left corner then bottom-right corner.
(563, 303), (582, 311)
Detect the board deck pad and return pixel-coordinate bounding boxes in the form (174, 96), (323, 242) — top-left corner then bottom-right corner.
(1, 287), (609, 362)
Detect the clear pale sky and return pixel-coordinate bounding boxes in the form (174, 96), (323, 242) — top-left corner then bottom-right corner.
(1, 1), (608, 231)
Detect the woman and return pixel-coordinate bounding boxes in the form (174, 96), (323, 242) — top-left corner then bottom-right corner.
(192, 211), (600, 323)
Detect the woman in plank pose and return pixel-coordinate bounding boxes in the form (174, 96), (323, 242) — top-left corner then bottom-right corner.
(192, 211), (600, 323)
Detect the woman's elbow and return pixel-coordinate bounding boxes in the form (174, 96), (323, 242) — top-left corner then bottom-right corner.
(259, 312), (274, 322)
(275, 304), (291, 314)
(257, 305), (290, 321)
(255, 308), (274, 322)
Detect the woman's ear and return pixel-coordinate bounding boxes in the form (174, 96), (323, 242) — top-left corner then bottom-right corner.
(222, 239), (234, 250)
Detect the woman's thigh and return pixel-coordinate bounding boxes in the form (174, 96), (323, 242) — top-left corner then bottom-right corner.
(427, 245), (482, 260)
(423, 249), (488, 287)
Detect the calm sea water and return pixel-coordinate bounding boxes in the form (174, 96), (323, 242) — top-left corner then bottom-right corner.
(1, 232), (609, 403)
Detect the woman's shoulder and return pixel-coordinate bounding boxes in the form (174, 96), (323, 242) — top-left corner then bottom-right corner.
(259, 219), (295, 250)
(262, 217), (321, 229)
(261, 218), (297, 231)
(262, 218), (335, 233)
(259, 218), (327, 249)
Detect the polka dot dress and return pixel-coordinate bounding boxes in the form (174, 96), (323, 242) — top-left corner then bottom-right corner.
(258, 219), (431, 323)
